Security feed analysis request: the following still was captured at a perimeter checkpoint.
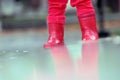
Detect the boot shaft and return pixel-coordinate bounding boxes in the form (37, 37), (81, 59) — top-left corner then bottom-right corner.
(78, 13), (99, 40)
(48, 23), (64, 41)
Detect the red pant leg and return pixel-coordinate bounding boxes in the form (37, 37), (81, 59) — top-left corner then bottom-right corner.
(71, 0), (95, 16)
(70, 0), (81, 7)
(47, 0), (68, 24)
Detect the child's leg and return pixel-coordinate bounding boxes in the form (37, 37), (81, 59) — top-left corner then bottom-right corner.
(71, 0), (98, 40)
(47, 0), (68, 23)
(44, 0), (68, 48)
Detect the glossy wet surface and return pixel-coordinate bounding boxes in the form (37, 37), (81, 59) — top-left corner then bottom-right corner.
(0, 30), (120, 80)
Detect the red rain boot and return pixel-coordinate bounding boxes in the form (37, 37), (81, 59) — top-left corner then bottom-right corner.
(78, 14), (99, 41)
(44, 23), (64, 48)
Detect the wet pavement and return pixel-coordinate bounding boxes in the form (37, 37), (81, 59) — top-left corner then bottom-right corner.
(0, 29), (120, 80)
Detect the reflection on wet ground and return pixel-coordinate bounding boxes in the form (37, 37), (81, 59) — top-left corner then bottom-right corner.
(0, 30), (120, 80)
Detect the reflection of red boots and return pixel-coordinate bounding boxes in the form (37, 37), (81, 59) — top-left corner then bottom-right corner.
(77, 41), (99, 80)
(78, 14), (99, 41)
(44, 23), (64, 48)
(50, 45), (74, 80)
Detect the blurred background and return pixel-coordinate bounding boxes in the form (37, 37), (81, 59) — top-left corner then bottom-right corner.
(0, 0), (120, 36)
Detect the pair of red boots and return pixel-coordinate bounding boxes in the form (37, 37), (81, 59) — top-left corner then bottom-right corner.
(44, 15), (98, 48)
